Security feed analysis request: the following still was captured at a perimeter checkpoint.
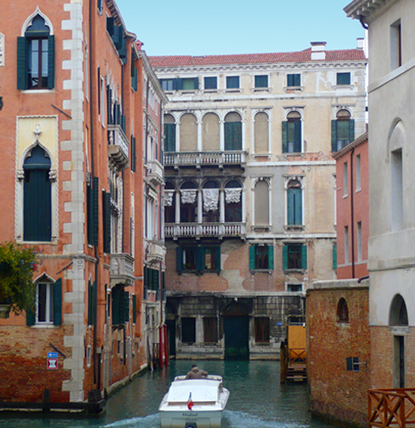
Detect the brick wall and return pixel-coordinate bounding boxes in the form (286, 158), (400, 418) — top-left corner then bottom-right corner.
(307, 280), (370, 428)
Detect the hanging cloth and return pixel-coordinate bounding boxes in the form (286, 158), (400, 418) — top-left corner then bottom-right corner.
(203, 188), (219, 211)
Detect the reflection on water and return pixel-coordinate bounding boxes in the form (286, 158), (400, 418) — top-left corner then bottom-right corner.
(0, 360), (336, 428)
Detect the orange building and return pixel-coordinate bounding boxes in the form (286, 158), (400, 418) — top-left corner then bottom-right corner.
(0, 0), (166, 412)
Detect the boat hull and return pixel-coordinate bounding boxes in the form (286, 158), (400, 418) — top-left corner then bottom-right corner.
(160, 408), (224, 428)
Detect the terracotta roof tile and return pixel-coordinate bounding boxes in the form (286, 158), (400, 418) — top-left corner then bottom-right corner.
(149, 48), (366, 68)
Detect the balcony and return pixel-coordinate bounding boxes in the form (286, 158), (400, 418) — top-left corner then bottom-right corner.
(147, 159), (164, 187)
(110, 253), (135, 287)
(163, 151), (246, 169)
(369, 389), (415, 428)
(108, 124), (129, 170)
(164, 222), (246, 239)
(146, 240), (166, 264)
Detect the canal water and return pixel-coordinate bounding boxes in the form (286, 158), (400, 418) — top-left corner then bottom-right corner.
(0, 360), (336, 428)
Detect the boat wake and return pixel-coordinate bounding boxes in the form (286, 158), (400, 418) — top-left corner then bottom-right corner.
(222, 410), (288, 428)
(104, 413), (160, 427)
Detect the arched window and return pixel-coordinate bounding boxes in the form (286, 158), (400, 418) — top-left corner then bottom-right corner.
(254, 112), (269, 154)
(255, 180), (269, 225)
(17, 14), (55, 90)
(337, 298), (349, 323)
(164, 114), (176, 152)
(389, 294), (408, 326)
(224, 112), (242, 151)
(225, 180), (242, 222)
(202, 113), (220, 151)
(287, 180), (302, 226)
(180, 181), (197, 223)
(23, 145), (52, 241)
(332, 109), (355, 152)
(164, 182), (176, 223)
(282, 111), (302, 153)
(180, 113), (197, 152)
(202, 181), (219, 223)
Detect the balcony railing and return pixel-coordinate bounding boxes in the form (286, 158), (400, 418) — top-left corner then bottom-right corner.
(108, 124), (129, 170)
(147, 240), (166, 263)
(147, 159), (164, 187)
(165, 222), (246, 239)
(163, 151), (246, 168)
(110, 253), (135, 287)
(369, 389), (415, 428)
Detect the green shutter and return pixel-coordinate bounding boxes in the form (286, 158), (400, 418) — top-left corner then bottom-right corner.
(17, 37), (28, 90)
(144, 266), (148, 288)
(249, 246), (255, 270)
(124, 291), (129, 322)
(331, 120), (338, 152)
(26, 307), (36, 326)
(225, 122), (242, 151)
(349, 119), (355, 143)
(176, 247), (183, 273)
(107, 85), (112, 124)
(294, 120), (302, 152)
(196, 247), (205, 272)
(87, 184), (93, 245)
(154, 269), (160, 290)
(215, 246), (221, 272)
(295, 188), (302, 225)
(224, 122), (232, 150)
(53, 278), (62, 326)
(103, 191), (111, 253)
(282, 121), (288, 153)
(132, 295), (137, 323)
(333, 244), (337, 270)
(268, 245), (274, 270)
(193, 77), (199, 89)
(164, 123), (176, 152)
(106, 17), (115, 35)
(47, 35), (55, 89)
(176, 78), (183, 90)
(287, 188), (294, 225)
(93, 177), (99, 246)
(301, 245), (308, 270)
(131, 135), (136, 172)
(112, 287), (120, 325)
(283, 246), (288, 270)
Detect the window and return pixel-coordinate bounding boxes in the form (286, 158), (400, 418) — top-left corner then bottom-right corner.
(282, 111), (302, 153)
(164, 182), (176, 223)
(204, 76), (217, 90)
(254, 180), (269, 226)
(203, 318), (218, 343)
(226, 76), (239, 89)
(254, 75), (268, 88)
(287, 74), (301, 87)
(331, 109), (355, 152)
(17, 15), (55, 90)
(160, 78), (174, 91)
(224, 112), (242, 150)
(144, 266), (159, 291)
(336, 72), (351, 85)
(343, 162), (348, 197)
(180, 181), (197, 223)
(181, 318), (196, 343)
(255, 318), (270, 343)
(181, 77), (198, 91)
(176, 246), (221, 274)
(356, 154), (361, 191)
(111, 285), (129, 325)
(337, 298), (349, 323)
(287, 180), (302, 226)
(344, 226), (349, 264)
(164, 114), (176, 152)
(27, 278), (62, 326)
(357, 221), (362, 262)
(283, 244), (307, 270)
(333, 243), (337, 270)
(225, 180), (242, 222)
(390, 20), (402, 70)
(249, 245), (274, 270)
(287, 283), (303, 292)
(202, 181), (220, 223)
(23, 145), (52, 242)
(391, 149), (403, 231)
(254, 112), (269, 153)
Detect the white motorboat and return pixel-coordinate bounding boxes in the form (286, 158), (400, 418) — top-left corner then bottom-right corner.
(159, 374), (230, 428)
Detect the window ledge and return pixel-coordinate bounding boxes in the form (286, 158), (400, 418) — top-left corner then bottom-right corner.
(251, 87), (270, 92)
(30, 324), (57, 328)
(251, 269), (273, 274)
(284, 225), (305, 231)
(203, 89), (218, 93)
(179, 90), (197, 94)
(283, 269), (306, 273)
(21, 89), (55, 94)
(333, 84), (354, 90)
(225, 88), (241, 93)
(254, 342), (271, 346)
(283, 86), (304, 92)
(251, 225), (271, 232)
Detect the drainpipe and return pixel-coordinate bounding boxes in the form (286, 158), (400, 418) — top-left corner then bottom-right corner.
(350, 147), (355, 279)
(89, 0), (100, 389)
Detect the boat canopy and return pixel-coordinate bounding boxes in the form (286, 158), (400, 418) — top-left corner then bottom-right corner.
(166, 379), (221, 403)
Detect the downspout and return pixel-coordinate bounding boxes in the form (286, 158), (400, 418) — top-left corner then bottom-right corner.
(350, 147), (355, 279)
(89, 0), (100, 388)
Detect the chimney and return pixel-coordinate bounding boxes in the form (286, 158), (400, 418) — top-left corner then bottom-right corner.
(310, 42), (326, 60)
(357, 38), (364, 50)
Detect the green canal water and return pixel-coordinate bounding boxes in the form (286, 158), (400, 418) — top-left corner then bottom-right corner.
(0, 360), (337, 428)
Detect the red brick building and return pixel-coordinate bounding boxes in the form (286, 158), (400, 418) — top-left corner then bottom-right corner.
(333, 132), (369, 280)
(0, 0), (166, 412)
(307, 279), (370, 427)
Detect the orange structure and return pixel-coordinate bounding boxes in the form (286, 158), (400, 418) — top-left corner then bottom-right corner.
(0, 0), (166, 412)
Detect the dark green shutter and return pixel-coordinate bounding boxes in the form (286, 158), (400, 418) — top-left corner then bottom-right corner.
(176, 247), (183, 273)
(282, 121), (288, 153)
(107, 85), (112, 124)
(164, 123), (176, 152)
(144, 266), (148, 288)
(287, 188), (294, 225)
(17, 37), (29, 90)
(331, 120), (338, 152)
(196, 247), (205, 272)
(132, 66), (138, 91)
(47, 36), (55, 89)
(26, 307), (36, 326)
(112, 287), (119, 325)
(268, 245), (274, 270)
(301, 245), (307, 270)
(106, 17), (115, 35)
(294, 120), (302, 152)
(176, 78), (183, 90)
(154, 269), (160, 290)
(87, 183), (93, 245)
(53, 278), (62, 326)
(349, 119), (355, 143)
(193, 77), (199, 89)
(283, 246), (288, 270)
(103, 191), (111, 253)
(131, 135), (136, 172)
(124, 291), (129, 322)
(225, 122), (242, 151)
(333, 244), (337, 270)
(287, 74), (293, 86)
(249, 246), (255, 270)
(132, 295), (137, 323)
(295, 188), (302, 225)
(93, 177), (99, 246)
(215, 246), (221, 272)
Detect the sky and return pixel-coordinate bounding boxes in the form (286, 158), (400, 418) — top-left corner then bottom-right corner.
(115, 0), (365, 57)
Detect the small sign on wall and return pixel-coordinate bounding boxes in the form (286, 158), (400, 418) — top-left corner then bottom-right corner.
(47, 352), (58, 370)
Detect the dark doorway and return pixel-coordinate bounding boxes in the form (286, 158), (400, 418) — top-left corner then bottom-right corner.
(224, 302), (249, 360)
(166, 319), (176, 357)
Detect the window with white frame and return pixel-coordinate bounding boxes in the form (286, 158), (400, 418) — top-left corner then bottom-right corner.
(36, 282), (54, 324)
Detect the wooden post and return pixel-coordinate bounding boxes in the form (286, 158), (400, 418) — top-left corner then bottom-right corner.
(280, 341), (287, 383)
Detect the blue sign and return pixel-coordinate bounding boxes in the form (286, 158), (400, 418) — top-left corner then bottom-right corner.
(276, 322), (282, 326)
(48, 352), (58, 358)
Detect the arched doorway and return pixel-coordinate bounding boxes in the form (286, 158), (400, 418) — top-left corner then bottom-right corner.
(223, 301), (249, 360)
(389, 294), (408, 388)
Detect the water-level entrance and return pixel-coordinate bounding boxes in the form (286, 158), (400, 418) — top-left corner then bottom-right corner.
(224, 301), (249, 360)
(2, 360), (338, 428)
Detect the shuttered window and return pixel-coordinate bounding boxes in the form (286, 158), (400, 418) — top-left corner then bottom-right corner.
(204, 77), (217, 90)
(226, 76), (239, 89)
(331, 118), (355, 152)
(337, 72), (351, 85)
(282, 118), (301, 153)
(103, 191), (111, 254)
(287, 182), (302, 226)
(287, 74), (301, 87)
(224, 122), (242, 150)
(255, 75), (268, 88)
(27, 279), (61, 326)
(176, 246), (221, 274)
(283, 244), (307, 270)
(164, 123), (176, 152)
(249, 245), (274, 270)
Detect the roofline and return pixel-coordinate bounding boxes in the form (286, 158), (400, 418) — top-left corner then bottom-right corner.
(332, 131), (368, 160)
(344, 0), (396, 23)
